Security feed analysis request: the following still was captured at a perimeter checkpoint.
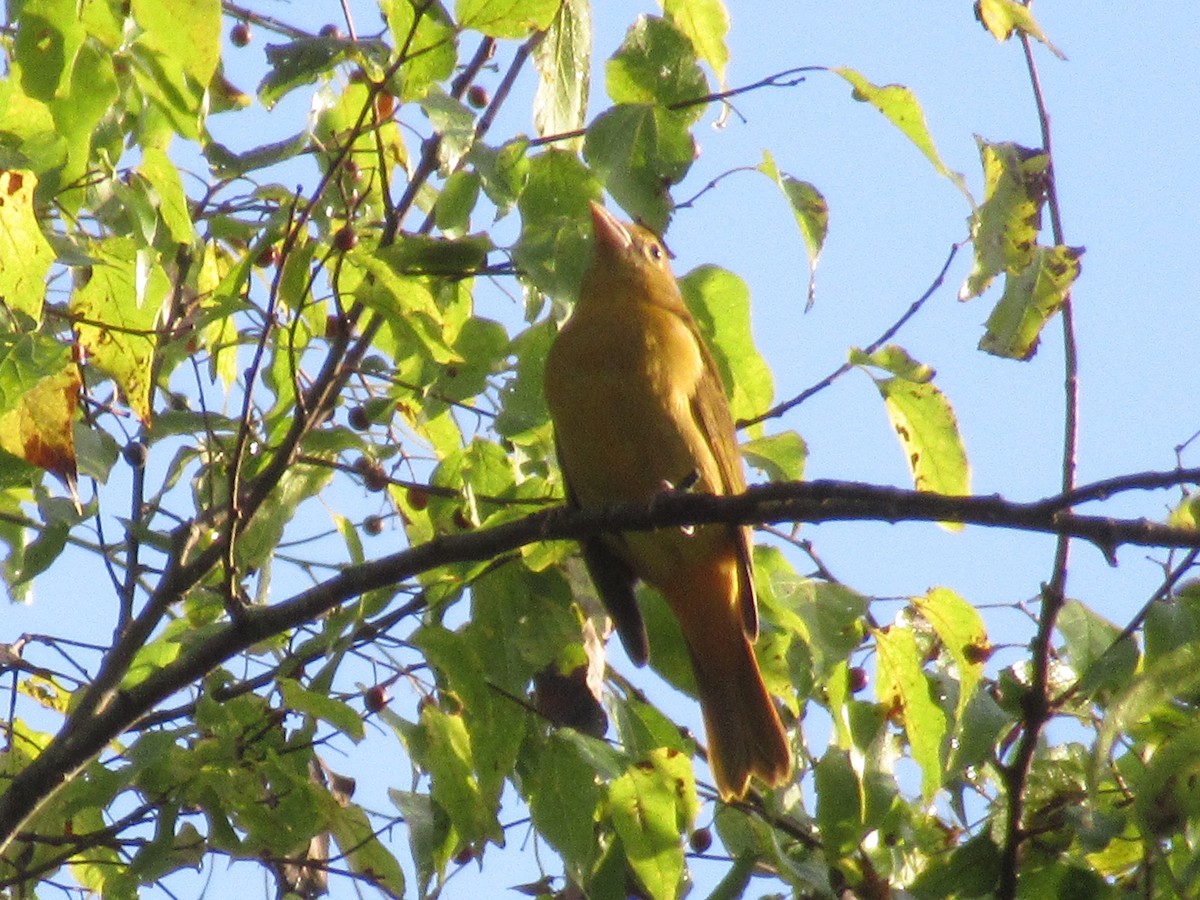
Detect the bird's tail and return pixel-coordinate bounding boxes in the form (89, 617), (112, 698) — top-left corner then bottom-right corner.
(686, 625), (792, 801)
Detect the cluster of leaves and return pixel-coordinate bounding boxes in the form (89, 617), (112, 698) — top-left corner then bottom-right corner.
(0, 0), (1197, 898)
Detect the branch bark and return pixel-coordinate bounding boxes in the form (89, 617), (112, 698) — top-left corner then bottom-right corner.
(2, 475), (1198, 851)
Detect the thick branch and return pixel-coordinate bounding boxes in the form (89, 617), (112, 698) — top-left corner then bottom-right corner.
(2, 478), (1198, 850)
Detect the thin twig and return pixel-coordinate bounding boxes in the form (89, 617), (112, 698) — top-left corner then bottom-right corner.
(742, 241), (963, 427)
(998, 25), (1077, 898)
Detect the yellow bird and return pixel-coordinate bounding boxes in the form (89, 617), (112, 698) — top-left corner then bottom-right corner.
(544, 202), (792, 800)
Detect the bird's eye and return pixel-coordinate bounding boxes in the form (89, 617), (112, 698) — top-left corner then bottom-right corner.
(646, 243), (664, 262)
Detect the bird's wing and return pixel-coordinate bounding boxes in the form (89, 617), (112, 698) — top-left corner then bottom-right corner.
(559, 438), (650, 666)
(686, 324), (759, 639)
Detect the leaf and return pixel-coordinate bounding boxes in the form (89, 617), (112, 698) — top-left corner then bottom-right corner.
(678, 265), (773, 426)
(1057, 599), (1138, 700)
(0, 169), (55, 322)
(456, 0), (562, 38)
(71, 238), (165, 423)
(137, 148), (193, 245)
(741, 431), (807, 483)
(757, 150), (828, 309)
(583, 104), (696, 233)
(853, 349), (970, 501)
(874, 624), (948, 801)
(328, 802), (407, 897)
(0, 333), (79, 484)
(814, 747), (863, 855)
(606, 15), (708, 119)
(960, 139), (1049, 301)
(912, 587), (989, 723)
(383, 1), (457, 102)
(662, 0), (730, 85)
(513, 150), (600, 305)
(258, 35), (363, 109)
(979, 244), (1083, 360)
(390, 789), (454, 897)
(609, 748), (696, 900)
(533, 0), (591, 150)
(975, 0), (1066, 60)
(278, 678), (366, 741)
(525, 734), (602, 882)
(402, 702), (504, 846)
(834, 68), (970, 200)
(419, 87), (478, 172)
(131, 0), (221, 88)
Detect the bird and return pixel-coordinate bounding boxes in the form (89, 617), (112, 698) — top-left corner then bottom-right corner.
(543, 201), (792, 800)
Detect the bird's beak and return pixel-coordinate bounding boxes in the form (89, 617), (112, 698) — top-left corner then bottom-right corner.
(589, 201), (632, 253)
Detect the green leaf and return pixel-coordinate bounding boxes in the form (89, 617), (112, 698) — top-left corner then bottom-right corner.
(329, 802), (407, 897)
(533, 0), (591, 150)
(137, 148), (193, 246)
(390, 788), (455, 897)
(584, 104), (696, 233)
(470, 137), (531, 215)
(875, 624), (948, 800)
(678, 265), (773, 426)
(278, 678), (366, 741)
(912, 587), (988, 723)
(525, 734), (602, 882)
(514, 150), (600, 305)
(758, 150), (828, 309)
(960, 139), (1049, 300)
(8, 520), (68, 586)
(741, 431), (807, 483)
(236, 458), (335, 570)
(979, 244), (1083, 360)
(419, 87), (478, 171)
(855, 354), (970, 499)
(910, 833), (1001, 899)
(1057, 599), (1138, 700)
(814, 747), (863, 855)
(258, 36), (362, 109)
(0, 82), (66, 178)
(834, 68), (970, 200)
(70, 237), (165, 424)
(609, 748), (696, 900)
(606, 16), (708, 119)
(0, 170), (55, 322)
(975, 0), (1066, 60)
(849, 344), (935, 383)
(384, 1), (457, 102)
(131, 0), (221, 87)
(456, 0), (562, 38)
(433, 170), (482, 236)
(403, 703), (503, 846)
(662, 0), (730, 84)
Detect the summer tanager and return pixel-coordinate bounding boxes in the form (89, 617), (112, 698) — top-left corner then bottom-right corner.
(544, 202), (792, 800)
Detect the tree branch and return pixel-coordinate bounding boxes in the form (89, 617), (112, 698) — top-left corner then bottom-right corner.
(3, 473), (1199, 851)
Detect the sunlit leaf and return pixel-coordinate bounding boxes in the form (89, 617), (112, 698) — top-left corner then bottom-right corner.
(835, 68), (970, 200)
(609, 748), (696, 900)
(71, 237), (165, 423)
(979, 243), (1083, 360)
(456, 0), (561, 38)
(662, 0), (730, 84)
(875, 624), (947, 800)
(0, 169), (55, 322)
(757, 150), (828, 309)
(606, 15), (708, 119)
(679, 265), (773, 426)
(975, 0), (1066, 59)
(533, 0), (591, 151)
(961, 139), (1049, 301)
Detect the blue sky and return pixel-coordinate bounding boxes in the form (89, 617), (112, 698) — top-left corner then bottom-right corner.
(6, 3), (1200, 897)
